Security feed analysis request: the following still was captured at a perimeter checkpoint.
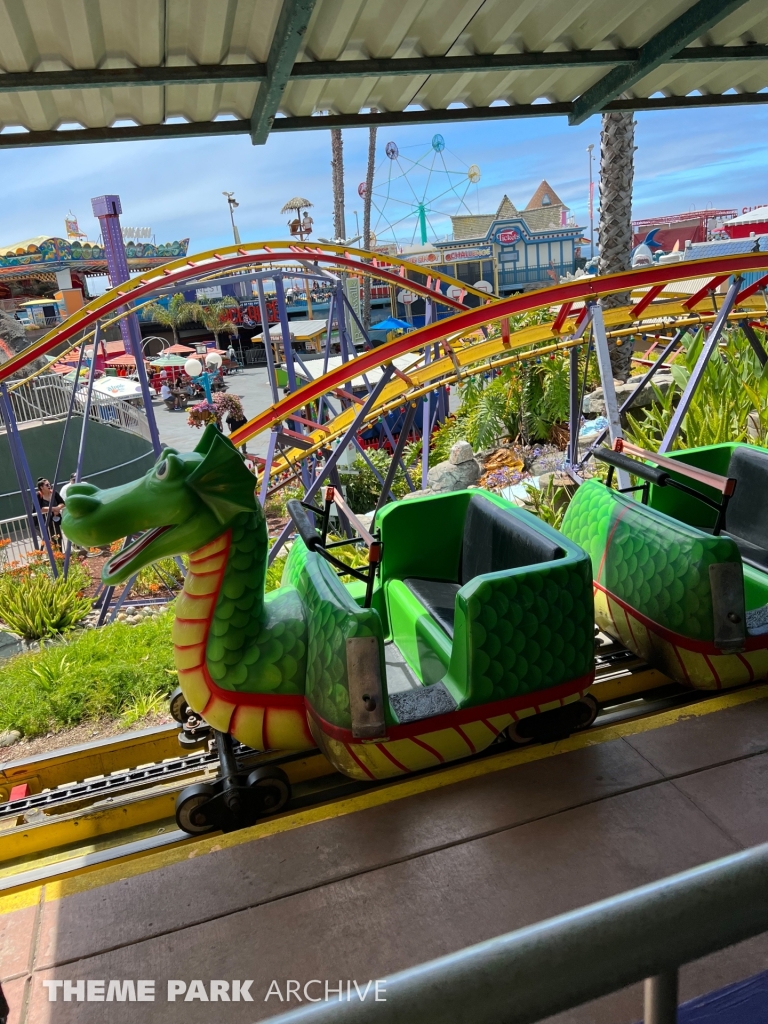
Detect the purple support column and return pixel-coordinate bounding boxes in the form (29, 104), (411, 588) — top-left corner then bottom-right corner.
(91, 195), (161, 455)
(421, 346), (431, 490)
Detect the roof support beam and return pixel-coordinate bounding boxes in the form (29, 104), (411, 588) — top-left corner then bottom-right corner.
(0, 46), (765, 95)
(569, 0), (754, 124)
(1, 89), (768, 149)
(250, 0), (318, 145)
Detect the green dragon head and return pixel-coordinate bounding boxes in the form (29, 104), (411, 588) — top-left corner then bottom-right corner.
(63, 425), (261, 584)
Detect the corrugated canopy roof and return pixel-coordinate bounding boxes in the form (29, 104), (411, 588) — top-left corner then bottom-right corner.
(0, 0), (766, 149)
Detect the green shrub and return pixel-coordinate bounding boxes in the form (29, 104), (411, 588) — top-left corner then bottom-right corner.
(0, 610), (177, 737)
(338, 449), (412, 513)
(0, 565), (91, 641)
(626, 327), (768, 450)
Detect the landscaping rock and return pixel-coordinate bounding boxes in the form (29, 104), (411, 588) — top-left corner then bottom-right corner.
(449, 440), (475, 465)
(427, 445), (481, 493)
(583, 373), (674, 417)
(0, 730), (21, 748)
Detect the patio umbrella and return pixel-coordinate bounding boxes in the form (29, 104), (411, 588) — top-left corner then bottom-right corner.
(164, 343), (195, 353)
(149, 355), (189, 368)
(91, 377), (143, 400)
(105, 354), (139, 367)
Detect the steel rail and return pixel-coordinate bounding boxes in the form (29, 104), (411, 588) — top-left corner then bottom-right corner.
(264, 309), (768, 477)
(0, 241), (498, 384)
(230, 253), (768, 447)
(269, 840), (768, 1024)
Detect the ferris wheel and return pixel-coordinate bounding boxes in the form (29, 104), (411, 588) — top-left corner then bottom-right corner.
(359, 134), (481, 249)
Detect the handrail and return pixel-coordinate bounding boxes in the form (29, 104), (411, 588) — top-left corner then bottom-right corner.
(0, 373), (151, 443)
(613, 438), (736, 495)
(268, 842), (768, 1024)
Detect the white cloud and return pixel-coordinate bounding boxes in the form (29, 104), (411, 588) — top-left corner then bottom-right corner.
(1, 105), (767, 253)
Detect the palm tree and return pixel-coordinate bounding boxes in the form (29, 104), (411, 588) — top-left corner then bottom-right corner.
(144, 292), (202, 344)
(597, 111), (636, 380)
(330, 128), (346, 241)
(362, 124), (377, 329)
(196, 298), (239, 347)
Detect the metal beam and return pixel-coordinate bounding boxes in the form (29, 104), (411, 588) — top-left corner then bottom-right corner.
(0, 46), (765, 95)
(250, 0), (318, 145)
(2, 89), (768, 150)
(570, 0), (754, 124)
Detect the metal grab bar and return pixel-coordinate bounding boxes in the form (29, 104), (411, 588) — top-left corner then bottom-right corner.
(613, 439), (736, 495)
(268, 841), (768, 1024)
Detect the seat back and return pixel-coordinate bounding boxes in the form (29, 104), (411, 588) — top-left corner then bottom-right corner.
(460, 495), (564, 584)
(726, 446), (768, 550)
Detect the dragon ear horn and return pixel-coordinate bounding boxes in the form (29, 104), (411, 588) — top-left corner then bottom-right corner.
(193, 423), (220, 456)
(187, 432), (258, 524)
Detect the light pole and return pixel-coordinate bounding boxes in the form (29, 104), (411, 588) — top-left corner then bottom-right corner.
(586, 144), (595, 259)
(185, 351), (223, 407)
(222, 192), (241, 245)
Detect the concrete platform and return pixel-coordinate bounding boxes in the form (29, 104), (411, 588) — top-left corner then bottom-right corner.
(3, 685), (768, 1024)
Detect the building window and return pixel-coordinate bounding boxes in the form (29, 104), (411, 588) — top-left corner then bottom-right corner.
(541, 194), (551, 205)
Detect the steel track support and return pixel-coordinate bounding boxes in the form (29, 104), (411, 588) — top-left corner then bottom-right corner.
(591, 303), (631, 489)
(256, 279), (280, 404)
(590, 324), (690, 454)
(267, 364), (395, 564)
(660, 277), (741, 452)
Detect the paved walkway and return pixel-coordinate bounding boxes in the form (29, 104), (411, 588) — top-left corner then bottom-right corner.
(151, 367), (275, 457)
(3, 687), (768, 1024)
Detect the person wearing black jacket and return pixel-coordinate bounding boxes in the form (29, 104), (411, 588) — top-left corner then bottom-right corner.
(36, 477), (65, 547)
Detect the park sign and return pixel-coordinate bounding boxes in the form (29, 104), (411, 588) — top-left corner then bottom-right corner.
(495, 228), (520, 245)
(441, 246), (492, 263)
(403, 250), (441, 266)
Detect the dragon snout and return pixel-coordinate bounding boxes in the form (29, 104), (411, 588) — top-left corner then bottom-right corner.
(65, 484), (102, 519)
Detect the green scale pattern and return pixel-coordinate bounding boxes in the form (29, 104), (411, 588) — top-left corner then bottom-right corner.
(562, 479), (741, 642)
(205, 511), (308, 695)
(283, 540), (384, 729)
(459, 559), (594, 706)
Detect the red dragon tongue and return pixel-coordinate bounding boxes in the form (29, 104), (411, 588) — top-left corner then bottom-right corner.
(108, 525), (173, 574)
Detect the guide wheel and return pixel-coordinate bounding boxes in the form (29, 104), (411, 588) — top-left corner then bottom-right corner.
(175, 783), (218, 835)
(246, 765), (291, 816)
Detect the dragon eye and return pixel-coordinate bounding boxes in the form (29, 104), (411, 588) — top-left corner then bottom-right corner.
(156, 461), (168, 480)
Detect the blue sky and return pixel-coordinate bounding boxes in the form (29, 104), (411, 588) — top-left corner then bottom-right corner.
(1, 105), (767, 257)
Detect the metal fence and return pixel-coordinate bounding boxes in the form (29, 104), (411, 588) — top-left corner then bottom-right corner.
(499, 263), (572, 288)
(268, 842), (768, 1024)
(0, 373), (151, 442)
(0, 513), (37, 566)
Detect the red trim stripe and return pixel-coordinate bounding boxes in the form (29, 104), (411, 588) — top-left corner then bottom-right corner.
(703, 654), (723, 690)
(454, 724), (477, 754)
(595, 581), (768, 654)
(306, 672), (593, 745)
(410, 736), (445, 763)
(345, 743), (376, 779)
(737, 653), (755, 682)
(377, 743), (410, 774)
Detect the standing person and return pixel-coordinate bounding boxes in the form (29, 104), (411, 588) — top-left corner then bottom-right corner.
(36, 477), (64, 548)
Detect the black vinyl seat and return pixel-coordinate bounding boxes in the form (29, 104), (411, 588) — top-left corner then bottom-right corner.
(404, 579), (460, 637)
(724, 447), (768, 572)
(403, 495), (565, 638)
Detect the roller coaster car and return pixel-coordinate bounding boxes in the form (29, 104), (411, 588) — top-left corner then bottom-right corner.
(562, 441), (768, 690)
(287, 488), (597, 782)
(59, 427), (596, 835)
